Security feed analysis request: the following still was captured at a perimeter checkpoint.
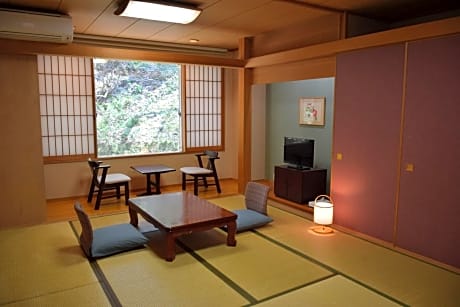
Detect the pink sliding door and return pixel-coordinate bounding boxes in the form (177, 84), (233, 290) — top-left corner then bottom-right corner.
(332, 44), (405, 242)
(396, 34), (460, 268)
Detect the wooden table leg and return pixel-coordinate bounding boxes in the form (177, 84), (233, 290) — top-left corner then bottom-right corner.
(165, 233), (176, 261)
(145, 173), (152, 195)
(226, 220), (237, 246)
(182, 172), (186, 191)
(153, 173), (161, 194)
(129, 205), (139, 227)
(193, 176), (199, 195)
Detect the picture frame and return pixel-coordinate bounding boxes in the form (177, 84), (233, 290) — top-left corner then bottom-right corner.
(299, 97), (325, 126)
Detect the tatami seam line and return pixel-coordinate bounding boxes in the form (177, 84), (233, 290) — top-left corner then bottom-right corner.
(67, 205), (435, 307)
(68, 221), (122, 307)
(268, 203), (459, 276)
(176, 238), (258, 305)
(0, 287), (97, 306)
(176, 232), (337, 306)
(89, 260), (123, 307)
(252, 229), (409, 306)
(250, 274), (337, 306)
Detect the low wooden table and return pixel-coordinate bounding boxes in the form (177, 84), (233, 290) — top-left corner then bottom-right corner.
(130, 164), (175, 195)
(128, 192), (237, 261)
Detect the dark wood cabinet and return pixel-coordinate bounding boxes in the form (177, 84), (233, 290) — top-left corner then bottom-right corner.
(274, 165), (327, 204)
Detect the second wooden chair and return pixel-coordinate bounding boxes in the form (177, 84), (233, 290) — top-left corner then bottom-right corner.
(87, 158), (131, 210)
(180, 150), (221, 196)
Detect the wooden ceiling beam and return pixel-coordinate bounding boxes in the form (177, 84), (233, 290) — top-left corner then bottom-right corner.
(276, 0), (344, 14)
(0, 39), (245, 68)
(246, 16), (460, 68)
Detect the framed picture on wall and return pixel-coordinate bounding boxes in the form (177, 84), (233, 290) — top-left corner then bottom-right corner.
(299, 97), (325, 126)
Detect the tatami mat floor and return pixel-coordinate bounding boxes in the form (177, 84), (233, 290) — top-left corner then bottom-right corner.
(1, 194), (459, 306)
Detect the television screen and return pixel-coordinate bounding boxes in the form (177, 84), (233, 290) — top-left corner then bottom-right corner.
(283, 137), (314, 169)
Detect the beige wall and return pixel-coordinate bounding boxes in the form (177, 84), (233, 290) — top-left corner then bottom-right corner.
(43, 68), (240, 199)
(0, 54), (46, 228)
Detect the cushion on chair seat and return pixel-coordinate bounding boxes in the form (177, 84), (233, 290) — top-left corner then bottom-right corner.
(91, 223), (149, 258)
(180, 167), (213, 175)
(98, 173), (131, 184)
(233, 209), (273, 232)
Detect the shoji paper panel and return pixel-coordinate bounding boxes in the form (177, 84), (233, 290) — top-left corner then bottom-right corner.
(37, 55), (94, 158)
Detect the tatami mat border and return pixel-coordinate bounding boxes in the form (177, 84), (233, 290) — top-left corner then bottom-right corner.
(89, 261), (122, 307)
(268, 200), (460, 276)
(176, 239), (257, 305)
(68, 210), (408, 307)
(69, 221), (122, 307)
(67, 199), (456, 307)
(251, 229), (408, 306)
(252, 274), (336, 306)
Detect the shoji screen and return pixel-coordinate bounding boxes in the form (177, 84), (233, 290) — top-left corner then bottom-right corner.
(37, 55), (94, 161)
(184, 65), (223, 150)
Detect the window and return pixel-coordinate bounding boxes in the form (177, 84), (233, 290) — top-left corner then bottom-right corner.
(38, 55), (224, 161)
(37, 55), (95, 163)
(93, 59), (182, 157)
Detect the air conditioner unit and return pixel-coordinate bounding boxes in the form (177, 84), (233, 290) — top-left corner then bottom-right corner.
(0, 9), (73, 43)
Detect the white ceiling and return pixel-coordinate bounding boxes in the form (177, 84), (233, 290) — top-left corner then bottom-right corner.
(1, 0), (459, 51)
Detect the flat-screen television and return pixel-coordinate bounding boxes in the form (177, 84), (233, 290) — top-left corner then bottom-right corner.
(283, 137), (314, 169)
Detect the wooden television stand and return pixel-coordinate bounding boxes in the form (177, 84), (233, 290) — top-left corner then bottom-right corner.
(274, 165), (327, 204)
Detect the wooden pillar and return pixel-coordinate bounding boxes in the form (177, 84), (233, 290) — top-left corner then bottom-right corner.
(0, 54), (46, 228)
(339, 12), (348, 39)
(237, 37), (252, 193)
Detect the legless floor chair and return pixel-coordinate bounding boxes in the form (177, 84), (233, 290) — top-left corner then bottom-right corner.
(74, 202), (148, 259)
(232, 182), (273, 232)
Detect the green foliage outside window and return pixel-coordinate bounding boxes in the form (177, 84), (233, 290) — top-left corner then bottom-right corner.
(94, 59), (182, 157)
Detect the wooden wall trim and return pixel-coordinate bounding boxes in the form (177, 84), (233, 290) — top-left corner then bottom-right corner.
(237, 37), (252, 193)
(0, 38), (245, 68)
(252, 56), (336, 84)
(247, 16), (460, 68)
(393, 42), (409, 244)
(339, 12), (347, 40)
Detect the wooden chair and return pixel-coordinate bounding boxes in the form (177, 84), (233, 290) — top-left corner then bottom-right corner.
(180, 150), (221, 196)
(87, 158), (131, 210)
(73, 202), (148, 259)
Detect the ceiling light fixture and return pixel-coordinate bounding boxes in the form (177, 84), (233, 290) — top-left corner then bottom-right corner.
(115, 0), (201, 24)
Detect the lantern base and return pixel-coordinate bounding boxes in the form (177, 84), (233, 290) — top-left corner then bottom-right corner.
(312, 225), (333, 234)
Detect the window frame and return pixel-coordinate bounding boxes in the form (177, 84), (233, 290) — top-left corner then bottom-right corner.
(38, 55), (225, 163)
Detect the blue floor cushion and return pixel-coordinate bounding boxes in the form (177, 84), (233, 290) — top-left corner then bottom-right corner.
(91, 223), (149, 258)
(233, 209), (273, 232)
